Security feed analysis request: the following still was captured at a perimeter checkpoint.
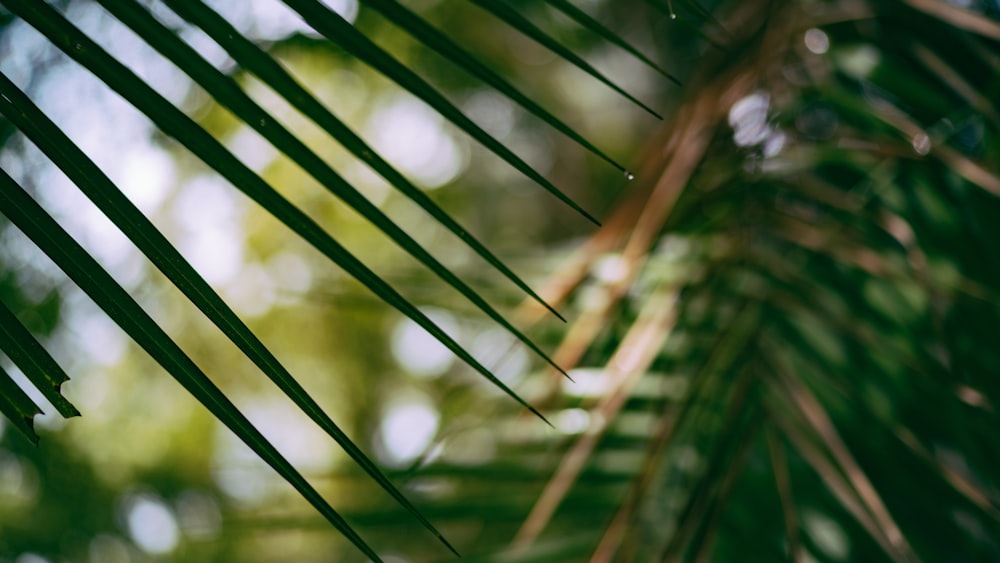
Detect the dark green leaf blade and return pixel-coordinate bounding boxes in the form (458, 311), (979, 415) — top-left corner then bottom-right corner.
(96, 0), (563, 382)
(468, 0), (663, 119)
(162, 0), (564, 323)
(280, 0), (602, 225)
(542, 0), (681, 85)
(0, 69), (454, 556)
(673, 0), (731, 39)
(0, 299), (79, 418)
(0, 364), (43, 445)
(360, 0), (635, 172)
(0, 167), (383, 563)
(642, 0), (727, 52)
(0, 0), (545, 421)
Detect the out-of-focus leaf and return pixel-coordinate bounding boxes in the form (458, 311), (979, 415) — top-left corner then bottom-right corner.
(643, 0), (729, 51)
(513, 286), (678, 548)
(542, 0), (681, 85)
(904, 0), (1000, 40)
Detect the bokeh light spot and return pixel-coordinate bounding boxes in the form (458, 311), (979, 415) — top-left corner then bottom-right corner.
(378, 392), (439, 467)
(367, 94), (466, 189)
(391, 308), (459, 378)
(123, 494), (180, 555)
(804, 28), (830, 54)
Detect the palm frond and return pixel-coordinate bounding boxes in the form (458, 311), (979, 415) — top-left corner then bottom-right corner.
(0, 299), (78, 419)
(280, 0), (604, 224)
(0, 0), (660, 559)
(0, 66), (455, 557)
(4, 0), (999, 561)
(542, 0), (681, 85)
(519, 2), (1000, 559)
(291, 1), (1000, 561)
(0, 165), (389, 558)
(162, 0), (566, 320)
(467, 0), (664, 119)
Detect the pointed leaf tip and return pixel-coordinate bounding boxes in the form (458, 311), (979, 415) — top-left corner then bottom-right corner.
(538, 411), (555, 428)
(552, 307), (567, 323)
(438, 534), (460, 557)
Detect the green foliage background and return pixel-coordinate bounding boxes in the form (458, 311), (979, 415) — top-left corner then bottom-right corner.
(1, 0), (999, 562)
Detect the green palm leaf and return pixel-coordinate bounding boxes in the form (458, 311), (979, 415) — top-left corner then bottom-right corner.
(0, 0), (542, 420)
(4, 0), (999, 561)
(0, 364), (43, 445)
(358, 0), (636, 174)
(0, 0), (642, 558)
(467, 0), (663, 119)
(161, 0), (566, 322)
(542, 0), (681, 84)
(0, 299), (79, 419)
(94, 0), (564, 379)
(280, 0), (603, 225)
(263, 2), (999, 561)
(0, 167), (384, 561)
(0, 68), (455, 556)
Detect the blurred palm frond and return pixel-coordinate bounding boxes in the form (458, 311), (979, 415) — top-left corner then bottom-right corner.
(308, 1), (1000, 561)
(0, 0), (660, 559)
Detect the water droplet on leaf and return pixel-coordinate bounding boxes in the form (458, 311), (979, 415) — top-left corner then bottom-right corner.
(624, 171), (635, 181)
